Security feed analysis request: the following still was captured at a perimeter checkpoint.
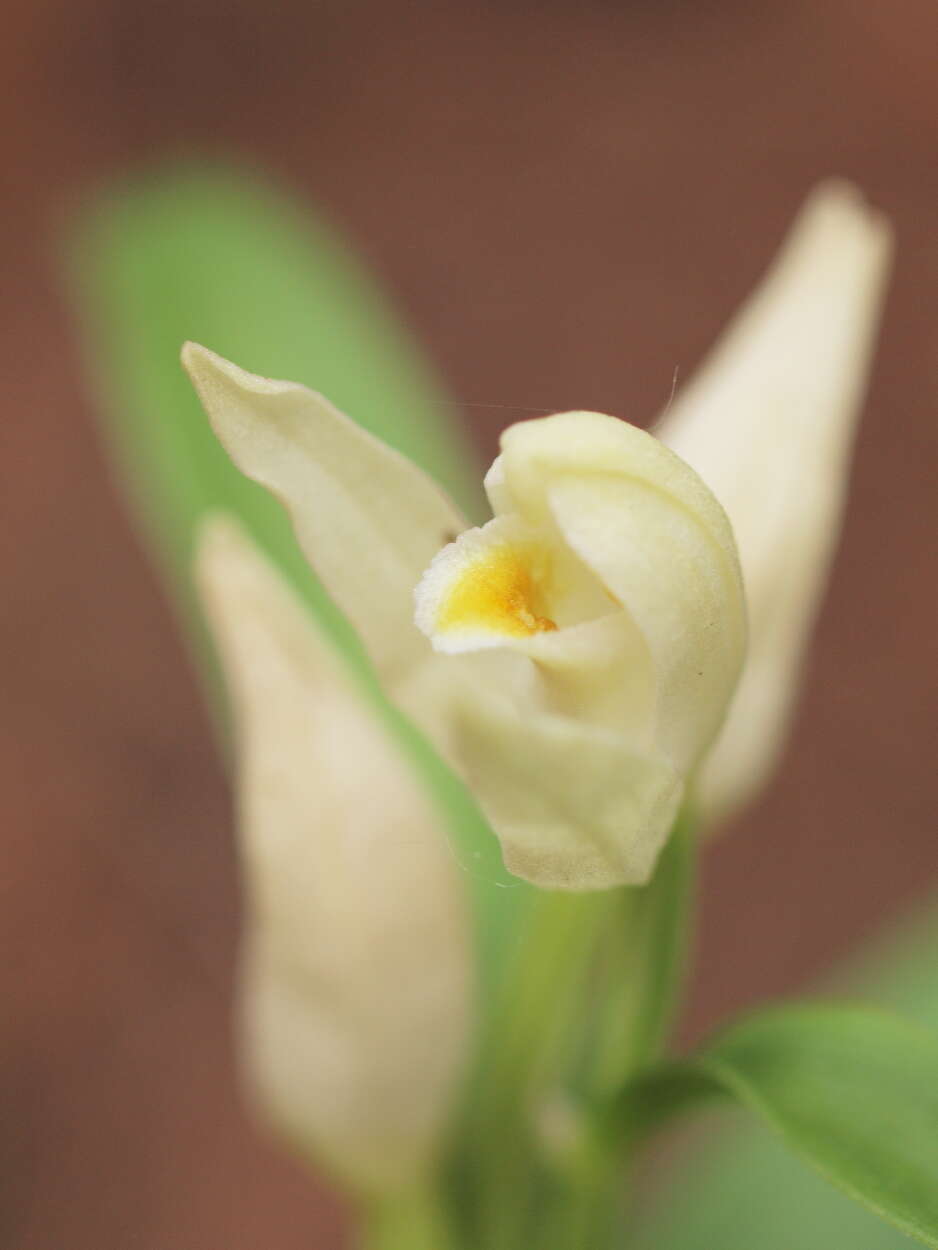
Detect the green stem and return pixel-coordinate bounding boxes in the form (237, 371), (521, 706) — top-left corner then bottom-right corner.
(452, 809), (699, 1250)
(591, 810), (697, 1095)
(358, 1182), (453, 1250)
(542, 1161), (623, 1250)
(540, 819), (698, 1250)
(478, 890), (605, 1249)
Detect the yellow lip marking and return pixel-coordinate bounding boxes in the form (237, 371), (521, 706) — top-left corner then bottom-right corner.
(437, 543), (557, 639)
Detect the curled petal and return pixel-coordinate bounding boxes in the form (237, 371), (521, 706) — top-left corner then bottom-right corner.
(451, 687), (684, 889)
(498, 412), (747, 773)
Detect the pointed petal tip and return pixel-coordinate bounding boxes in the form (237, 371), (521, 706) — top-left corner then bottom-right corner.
(181, 340), (298, 404)
(798, 179), (894, 267)
(180, 338), (230, 398)
(180, 339), (230, 387)
(179, 338), (203, 369)
(806, 178), (875, 213)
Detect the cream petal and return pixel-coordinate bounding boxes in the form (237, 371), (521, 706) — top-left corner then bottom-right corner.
(654, 182), (893, 825)
(495, 412), (746, 773)
(516, 612), (658, 745)
(450, 687), (683, 889)
(547, 473), (745, 774)
(182, 343), (466, 685)
(499, 411), (741, 570)
(195, 517), (471, 1192)
(406, 608), (657, 751)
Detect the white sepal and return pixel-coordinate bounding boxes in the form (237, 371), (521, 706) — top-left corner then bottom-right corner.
(655, 182), (893, 827)
(183, 343), (465, 686)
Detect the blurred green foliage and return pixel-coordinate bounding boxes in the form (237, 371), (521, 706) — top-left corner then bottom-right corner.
(72, 164), (482, 652)
(623, 1003), (938, 1246)
(632, 900), (938, 1249)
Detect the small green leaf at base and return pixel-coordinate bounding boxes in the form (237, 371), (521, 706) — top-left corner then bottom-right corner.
(615, 1003), (938, 1247)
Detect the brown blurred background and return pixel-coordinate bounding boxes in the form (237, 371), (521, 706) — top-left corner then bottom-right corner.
(2, 1), (936, 1246)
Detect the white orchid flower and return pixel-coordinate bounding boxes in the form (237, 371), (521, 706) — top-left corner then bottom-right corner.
(655, 182), (893, 827)
(183, 182), (889, 891)
(195, 517), (471, 1193)
(184, 348), (746, 891)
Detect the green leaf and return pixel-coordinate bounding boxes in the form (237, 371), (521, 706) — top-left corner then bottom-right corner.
(69, 163), (482, 657)
(631, 900), (938, 1250)
(620, 1003), (938, 1247)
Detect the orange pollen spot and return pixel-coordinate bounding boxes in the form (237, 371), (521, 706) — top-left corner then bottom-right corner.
(437, 544), (557, 639)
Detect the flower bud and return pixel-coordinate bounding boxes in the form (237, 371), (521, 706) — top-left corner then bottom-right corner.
(195, 518), (471, 1193)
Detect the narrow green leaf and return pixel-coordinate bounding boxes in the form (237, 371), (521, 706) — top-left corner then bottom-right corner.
(69, 163), (482, 660)
(591, 810), (697, 1093)
(619, 1003), (938, 1247)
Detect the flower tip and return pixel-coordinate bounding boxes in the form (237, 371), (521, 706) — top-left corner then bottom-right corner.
(181, 340), (292, 403)
(179, 338), (202, 369)
(804, 177), (884, 219)
(796, 179), (894, 271)
(180, 339), (229, 401)
(180, 339), (230, 389)
(806, 177), (871, 213)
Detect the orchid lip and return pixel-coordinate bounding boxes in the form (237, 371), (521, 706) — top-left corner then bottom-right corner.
(415, 521), (560, 654)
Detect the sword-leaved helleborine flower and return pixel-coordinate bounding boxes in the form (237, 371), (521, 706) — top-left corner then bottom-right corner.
(655, 182), (892, 827)
(196, 517), (471, 1192)
(183, 180), (890, 892)
(183, 350), (746, 890)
